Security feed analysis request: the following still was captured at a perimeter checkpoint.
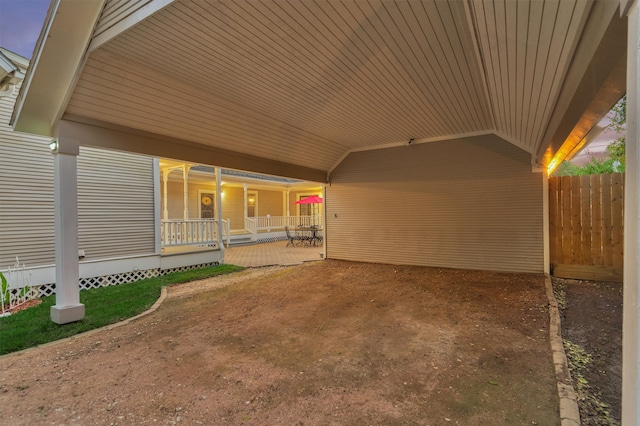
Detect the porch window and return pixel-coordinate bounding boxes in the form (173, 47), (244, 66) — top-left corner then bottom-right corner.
(247, 191), (257, 217)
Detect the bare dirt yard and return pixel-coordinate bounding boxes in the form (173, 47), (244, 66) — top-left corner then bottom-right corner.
(554, 277), (623, 425)
(0, 260), (560, 425)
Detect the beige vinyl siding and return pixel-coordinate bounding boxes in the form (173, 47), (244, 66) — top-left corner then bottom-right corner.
(1, 89), (156, 267)
(77, 147), (155, 260)
(162, 180), (185, 219)
(221, 186), (244, 230)
(253, 189), (283, 216)
(326, 134), (543, 273)
(0, 88), (55, 267)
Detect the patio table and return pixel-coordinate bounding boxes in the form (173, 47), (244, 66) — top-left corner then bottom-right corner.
(295, 226), (323, 246)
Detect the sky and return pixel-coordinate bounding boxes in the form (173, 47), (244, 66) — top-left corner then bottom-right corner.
(0, 0), (50, 59)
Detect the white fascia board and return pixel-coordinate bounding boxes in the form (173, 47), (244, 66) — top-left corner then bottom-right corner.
(12, 0), (106, 136)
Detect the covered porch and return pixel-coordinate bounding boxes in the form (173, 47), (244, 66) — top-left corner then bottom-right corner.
(158, 158), (324, 251)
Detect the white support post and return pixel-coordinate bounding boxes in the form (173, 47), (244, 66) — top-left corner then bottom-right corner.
(215, 167), (225, 262)
(286, 188), (290, 217)
(542, 171), (550, 274)
(183, 164), (190, 220)
(50, 138), (84, 324)
(162, 168), (169, 221)
(623, 1), (640, 424)
(153, 159), (162, 254)
(243, 184), (248, 220)
(322, 185), (327, 260)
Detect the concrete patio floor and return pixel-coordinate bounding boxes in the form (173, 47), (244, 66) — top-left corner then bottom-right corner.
(223, 240), (324, 267)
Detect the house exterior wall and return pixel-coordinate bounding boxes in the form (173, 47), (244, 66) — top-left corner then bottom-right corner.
(163, 179), (185, 219)
(77, 146), (156, 261)
(0, 88), (55, 267)
(222, 186), (244, 229)
(253, 189), (283, 216)
(326, 134), (544, 273)
(1, 87), (156, 270)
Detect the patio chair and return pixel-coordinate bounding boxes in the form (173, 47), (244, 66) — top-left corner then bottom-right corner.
(285, 226), (299, 247)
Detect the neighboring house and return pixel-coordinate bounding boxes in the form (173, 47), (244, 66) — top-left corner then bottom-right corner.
(0, 47), (322, 294)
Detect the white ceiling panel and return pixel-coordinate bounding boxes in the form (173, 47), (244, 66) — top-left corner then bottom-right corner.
(62, 0), (613, 174)
(468, 0), (592, 152)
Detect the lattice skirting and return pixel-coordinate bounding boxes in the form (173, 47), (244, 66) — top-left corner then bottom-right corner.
(256, 235), (288, 243)
(33, 262), (220, 298)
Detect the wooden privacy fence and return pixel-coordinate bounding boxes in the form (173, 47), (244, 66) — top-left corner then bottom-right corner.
(549, 173), (624, 282)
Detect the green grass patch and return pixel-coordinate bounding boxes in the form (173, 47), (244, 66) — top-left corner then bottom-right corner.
(0, 264), (244, 355)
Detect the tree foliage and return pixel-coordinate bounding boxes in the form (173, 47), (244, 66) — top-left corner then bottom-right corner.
(553, 96), (626, 177)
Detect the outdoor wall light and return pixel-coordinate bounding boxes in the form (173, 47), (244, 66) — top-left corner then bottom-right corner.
(48, 140), (59, 153)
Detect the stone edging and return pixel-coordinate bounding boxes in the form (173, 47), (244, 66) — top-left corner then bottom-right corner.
(0, 287), (168, 359)
(544, 275), (581, 426)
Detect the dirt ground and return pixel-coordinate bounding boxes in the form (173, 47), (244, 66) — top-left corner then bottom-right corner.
(0, 260), (560, 425)
(554, 277), (623, 425)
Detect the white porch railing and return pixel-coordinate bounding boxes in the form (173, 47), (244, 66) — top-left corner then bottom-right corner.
(161, 216), (321, 247)
(254, 215), (322, 231)
(245, 217), (257, 242)
(161, 219), (230, 247)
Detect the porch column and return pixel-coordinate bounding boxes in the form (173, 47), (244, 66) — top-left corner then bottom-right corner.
(50, 138), (84, 324)
(153, 159), (162, 254)
(286, 188), (290, 216)
(542, 172), (550, 274)
(243, 184), (248, 220)
(162, 169), (169, 221)
(183, 164), (191, 220)
(216, 167), (225, 260)
(623, 1), (640, 423)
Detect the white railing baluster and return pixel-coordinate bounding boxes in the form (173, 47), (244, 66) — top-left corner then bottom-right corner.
(160, 216), (322, 249)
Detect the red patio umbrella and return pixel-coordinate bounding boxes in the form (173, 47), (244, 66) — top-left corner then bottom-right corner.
(293, 195), (323, 227)
(293, 195), (323, 204)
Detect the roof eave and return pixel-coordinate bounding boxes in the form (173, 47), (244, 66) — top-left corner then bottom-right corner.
(11, 0), (106, 136)
(536, 1), (627, 173)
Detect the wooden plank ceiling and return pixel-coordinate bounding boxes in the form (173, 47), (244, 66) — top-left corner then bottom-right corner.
(65, 0), (594, 173)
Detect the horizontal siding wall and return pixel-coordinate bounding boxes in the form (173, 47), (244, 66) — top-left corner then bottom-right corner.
(255, 189), (283, 216)
(77, 147), (155, 260)
(0, 88), (55, 267)
(326, 135), (543, 273)
(163, 180), (185, 219)
(222, 186), (244, 229)
(2, 90), (156, 268)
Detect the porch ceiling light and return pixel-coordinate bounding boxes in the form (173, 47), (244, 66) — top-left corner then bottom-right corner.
(48, 140), (58, 153)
